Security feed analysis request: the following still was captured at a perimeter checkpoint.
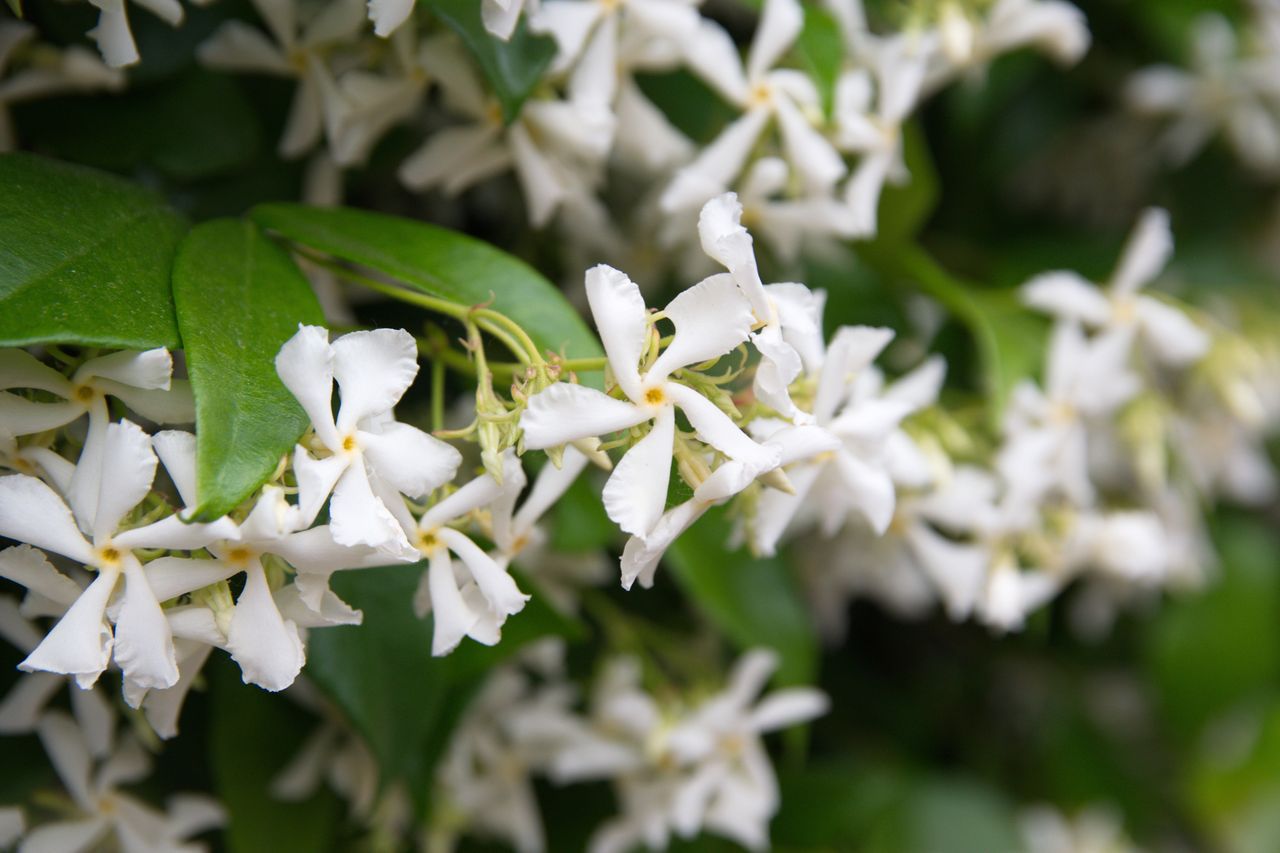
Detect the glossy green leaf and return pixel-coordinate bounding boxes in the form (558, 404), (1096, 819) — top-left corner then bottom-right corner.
(304, 564), (582, 815)
(427, 0), (556, 122)
(251, 204), (602, 361)
(665, 507), (817, 686)
(208, 656), (343, 853)
(0, 153), (186, 349)
(172, 219), (325, 521)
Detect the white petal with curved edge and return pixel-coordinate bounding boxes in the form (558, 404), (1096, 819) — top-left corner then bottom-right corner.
(78, 348), (172, 390)
(620, 499), (704, 590)
(112, 559), (178, 691)
(602, 405), (674, 537)
(150, 431), (198, 508)
(96, 379), (195, 424)
(143, 641), (212, 740)
(367, 0), (413, 36)
(114, 514), (238, 552)
(1020, 271), (1110, 325)
(751, 324), (805, 418)
(88, 0), (139, 67)
(697, 193), (770, 318)
(0, 348), (73, 395)
(488, 450), (529, 552)
(360, 421), (461, 499)
(144, 557), (240, 604)
(508, 122), (568, 228)
(1135, 296), (1210, 367)
(482, 0), (522, 39)
(0, 394), (82, 438)
(419, 470), (506, 530)
(68, 683), (115, 758)
(749, 687), (829, 732)
(91, 420), (157, 544)
(427, 548), (480, 656)
(20, 567), (116, 689)
(667, 384), (779, 470)
(36, 711), (95, 808)
(662, 109), (770, 212)
(747, 0), (803, 79)
(0, 544), (83, 607)
(585, 264), (649, 400)
(907, 523), (989, 620)
(329, 462), (415, 556)
(438, 528), (529, 617)
(292, 446), (350, 527)
(647, 274), (754, 382)
(0, 671), (62, 733)
(275, 325), (339, 448)
(95, 734), (151, 789)
(833, 449), (895, 534)
(569, 12), (617, 108)
(227, 560), (305, 691)
(512, 445), (588, 535)
(682, 17), (748, 103)
(331, 328), (419, 431)
(725, 648), (778, 707)
(197, 20), (292, 73)
(529, 0), (603, 70)
(749, 462), (821, 556)
(842, 149), (892, 237)
(774, 94), (846, 191)
(885, 355), (946, 411)
(1111, 207), (1172, 295)
(520, 383), (649, 450)
(17, 818), (107, 853)
(0, 475), (93, 563)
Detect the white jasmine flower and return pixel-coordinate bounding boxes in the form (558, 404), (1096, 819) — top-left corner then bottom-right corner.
(1021, 208), (1210, 368)
(277, 325), (462, 559)
(833, 36), (928, 237)
(198, 0), (366, 158)
(662, 0), (846, 213)
(19, 711), (224, 851)
(735, 158), (857, 262)
(0, 22), (124, 151)
(927, 0), (1090, 90)
(520, 264), (778, 540)
(387, 459), (531, 656)
(0, 421), (235, 691)
(976, 552), (1059, 633)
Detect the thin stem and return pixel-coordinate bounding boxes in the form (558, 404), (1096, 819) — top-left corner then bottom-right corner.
(431, 357), (445, 433)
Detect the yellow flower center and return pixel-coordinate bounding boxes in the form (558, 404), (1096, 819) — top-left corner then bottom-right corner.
(342, 434), (358, 453)
(747, 81), (774, 108)
(97, 546), (122, 568)
(644, 387), (666, 406)
(74, 385), (95, 403)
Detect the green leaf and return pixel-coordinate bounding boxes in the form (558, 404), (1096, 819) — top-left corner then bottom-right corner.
(0, 153), (186, 349)
(426, 0), (556, 123)
(250, 204), (602, 361)
(665, 507), (817, 686)
(5, 0), (20, 16)
(172, 219), (325, 521)
(304, 564), (582, 815)
(795, 2), (843, 115)
(876, 122), (939, 245)
(208, 656), (343, 853)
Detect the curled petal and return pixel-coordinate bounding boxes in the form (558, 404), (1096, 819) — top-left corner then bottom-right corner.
(520, 383), (649, 450)
(227, 560), (305, 692)
(0, 475), (93, 564)
(331, 328), (419, 432)
(20, 568), (118, 689)
(329, 462), (416, 557)
(112, 558), (179, 691)
(360, 421), (461, 498)
(585, 264), (649, 401)
(276, 325), (340, 449)
(602, 405), (674, 537)
(438, 528), (529, 617)
(648, 274), (754, 383)
(426, 548), (479, 656)
(92, 420), (156, 543)
(78, 348), (172, 390)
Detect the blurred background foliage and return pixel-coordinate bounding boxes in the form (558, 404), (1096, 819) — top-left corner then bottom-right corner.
(3, 0), (1280, 849)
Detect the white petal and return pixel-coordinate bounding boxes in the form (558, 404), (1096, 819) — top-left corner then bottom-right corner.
(697, 193), (771, 320)
(17, 819), (107, 853)
(662, 109), (771, 212)
(569, 13), (617, 108)
(0, 545), (83, 608)
(292, 446), (350, 527)
(360, 421), (461, 498)
(78, 348), (172, 390)
(482, 0), (523, 40)
(329, 462), (416, 556)
(438, 528), (529, 617)
(36, 710), (95, 807)
(682, 17), (749, 103)
(150, 430), (198, 508)
(1020, 271), (1110, 325)
(0, 394), (82, 438)
(907, 523), (989, 620)
(331, 328), (419, 431)
(520, 383), (650, 450)
(751, 324), (805, 418)
(885, 356), (946, 411)
(602, 405), (674, 537)
(419, 471), (507, 530)
(112, 558), (178, 690)
(227, 560), (305, 691)
(508, 122), (568, 228)
(275, 325), (340, 449)
(620, 498), (705, 590)
(512, 445), (588, 535)
(197, 20), (292, 74)
(749, 687), (828, 731)
(91, 420), (156, 542)
(367, 0), (414, 37)
(94, 734), (151, 788)
(398, 123), (506, 192)
(842, 150), (892, 237)
(648, 274), (754, 382)
(667, 384), (779, 470)
(113, 514), (238, 552)
(774, 94), (846, 191)
(1111, 207), (1172, 296)
(833, 449), (895, 534)
(1135, 296), (1210, 367)
(96, 379), (195, 425)
(530, 0), (603, 70)
(0, 672), (62, 734)
(20, 568), (115, 688)
(281, 72), (324, 158)
(426, 548), (480, 656)
(68, 682), (116, 758)
(726, 648), (779, 706)
(0, 475), (93, 563)
(749, 462), (821, 556)
(144, 557), (239, 603)
(747, 0), (803, 80)
(0, 348), (72, 395)
(88, 0), (139, 67)
(585, 264), (649, 401)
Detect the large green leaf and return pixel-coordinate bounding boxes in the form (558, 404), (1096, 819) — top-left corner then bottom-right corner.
(0, 153), (186, 349)
(665, 507), (817, 686)
(208, 656), (344, 853)
(251, 204), (602, 361)
(427, 0), (556, 122)
(304, 564), (582, 815)
(172, 219), (325, 521)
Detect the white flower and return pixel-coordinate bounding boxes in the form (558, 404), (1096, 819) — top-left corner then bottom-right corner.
(198, 0), (366, 158)
(388, 458), (531, 656)
(0, 22), (124, 151)
(1021, 208), (1210, 368)
(697, 192), (827, 420)
(0, 421), (235, 691)
(833, 36), (928, 237)
(520, 264), (778, 541)
(926, 0), (1090, 90)
(277, 325), (462, 559)
(484, 0), (541, 40)
(18, 711), (224, 852)
(661, 0), (846, 213)
(734, 158), (858, 262)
